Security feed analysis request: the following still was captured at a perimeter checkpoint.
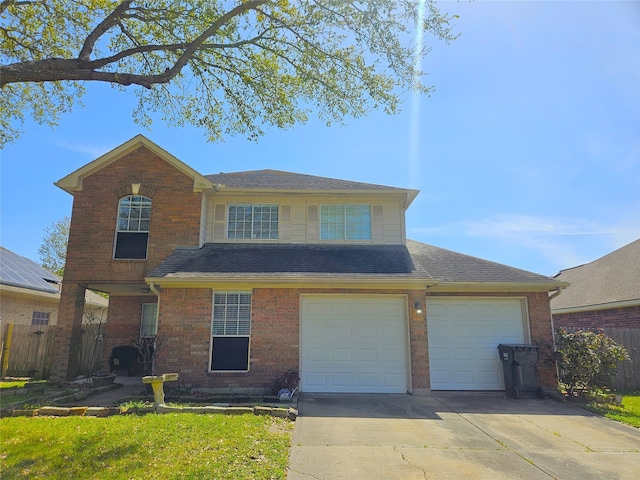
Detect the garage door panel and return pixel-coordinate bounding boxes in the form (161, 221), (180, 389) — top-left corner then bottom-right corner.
(428, 298), (525, 391)
(301, 296), (408, 393)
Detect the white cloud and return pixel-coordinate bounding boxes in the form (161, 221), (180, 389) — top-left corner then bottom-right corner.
(409, 214), (640, 272)
(53, 140), (111, 158)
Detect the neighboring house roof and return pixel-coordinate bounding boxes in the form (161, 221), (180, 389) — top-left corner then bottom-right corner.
(0, 247), (60, 294)
(0, 247), (108, 309)
(147, 240), (563, 291)
(550, 238), (640, 313)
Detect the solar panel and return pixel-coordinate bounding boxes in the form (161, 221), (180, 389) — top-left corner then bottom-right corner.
(0, 247), (60, 293)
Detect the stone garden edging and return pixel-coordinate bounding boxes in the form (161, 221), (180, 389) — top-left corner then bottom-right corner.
(11, 404), (298, 420)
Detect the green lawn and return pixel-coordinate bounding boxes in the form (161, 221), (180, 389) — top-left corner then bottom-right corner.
(584, 392), (640, 428)
(0, 413), (293, 479)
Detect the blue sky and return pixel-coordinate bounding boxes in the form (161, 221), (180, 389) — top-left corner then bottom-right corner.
(1, 1), (639, 277)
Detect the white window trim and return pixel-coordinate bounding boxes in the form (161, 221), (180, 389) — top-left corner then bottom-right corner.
(140, 303), (158, 338)
(226, 203), (279, 240)
(210, 291), (252, 372)
(320, 204), (372, 241)
(114, 195), (152, 260)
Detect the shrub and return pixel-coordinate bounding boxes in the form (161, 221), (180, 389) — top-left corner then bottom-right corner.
(555, 328), (629, 396)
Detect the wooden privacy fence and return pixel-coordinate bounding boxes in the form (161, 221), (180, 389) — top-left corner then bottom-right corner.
(0, 323), (106, 379)
(557, 327), (640, 391)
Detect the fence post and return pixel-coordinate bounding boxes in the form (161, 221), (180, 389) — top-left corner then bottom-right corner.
(1, 323), (14, 377)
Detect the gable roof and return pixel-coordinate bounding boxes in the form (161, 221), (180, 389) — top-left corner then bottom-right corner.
(55, 134), (212, 193)
(147, 240), (563, 291)
(0, 247), (60, 293)
(550, 238), (640, 313)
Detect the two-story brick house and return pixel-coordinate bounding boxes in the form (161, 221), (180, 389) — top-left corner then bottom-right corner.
(52, 135), (565, 394)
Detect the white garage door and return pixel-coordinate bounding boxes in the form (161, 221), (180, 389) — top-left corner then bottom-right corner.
(427, 298), (526, 390)
(301, 296), (408, 393)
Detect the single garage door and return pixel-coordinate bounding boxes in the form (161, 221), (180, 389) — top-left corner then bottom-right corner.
(427, 298), (526, 390)
(301, 296), (408, 393)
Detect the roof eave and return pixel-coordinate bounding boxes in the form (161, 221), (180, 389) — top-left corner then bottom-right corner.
(552, 298), (640, 315)
(425, 281), (569, 293)
(146, 274), (436, 290)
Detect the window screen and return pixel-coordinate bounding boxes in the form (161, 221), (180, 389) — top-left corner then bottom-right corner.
(211, 291), (251, 371)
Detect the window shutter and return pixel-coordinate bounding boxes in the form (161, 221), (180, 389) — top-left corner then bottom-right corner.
(213, 203), (226, 240)
(372, 205), (384, 242)
(307, 205), (319, 242)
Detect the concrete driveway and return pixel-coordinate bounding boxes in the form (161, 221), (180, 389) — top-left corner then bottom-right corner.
(287, 392), (640, 480)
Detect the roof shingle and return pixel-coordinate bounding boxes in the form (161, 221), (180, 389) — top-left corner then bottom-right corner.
(205, 169), (409, 192)
(551, 238), (640, 310)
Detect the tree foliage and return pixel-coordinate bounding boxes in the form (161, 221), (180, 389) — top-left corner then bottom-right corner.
(38, 216), (70, 276)
(555, 328), (629, 396)
(0, 0), (457, 146)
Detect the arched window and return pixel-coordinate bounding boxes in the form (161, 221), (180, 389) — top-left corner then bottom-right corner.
(114, 195), (152, 259)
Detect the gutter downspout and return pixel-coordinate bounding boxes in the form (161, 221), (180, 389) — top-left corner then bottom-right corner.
(149, 282), (161, 297)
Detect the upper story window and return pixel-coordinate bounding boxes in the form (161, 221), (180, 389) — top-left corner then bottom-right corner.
(114, 195), (152, 259)
(320, 204), (371, 240)
(227, 204), (278, 240)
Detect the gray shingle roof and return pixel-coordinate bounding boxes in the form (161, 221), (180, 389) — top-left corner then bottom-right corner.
(406, 239), (558, 284)
(0, 247), (60, 293)
(149, 243), (427, 278)
(550, 238), (640, 310)
(205, 169), (409, 192)
(149, 240), (559, 287)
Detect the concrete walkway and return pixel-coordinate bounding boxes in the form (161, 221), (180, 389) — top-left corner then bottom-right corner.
(287, 392), (640, 480)
(81, 375), (146, 406)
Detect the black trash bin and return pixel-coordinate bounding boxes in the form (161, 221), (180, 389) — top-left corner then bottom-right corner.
(497, 344), (542, 399)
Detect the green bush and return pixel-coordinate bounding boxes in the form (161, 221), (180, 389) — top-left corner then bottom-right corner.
(555, 328), (629, 396)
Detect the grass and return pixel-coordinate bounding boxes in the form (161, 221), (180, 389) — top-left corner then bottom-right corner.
(0, 413), (293, 479)
(583, 392), (640, 428)
(0, 380), (51, 409)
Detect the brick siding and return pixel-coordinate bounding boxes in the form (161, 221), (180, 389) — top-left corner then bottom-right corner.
(152, 288), (428, 393)
(63, 145), (202, 284)
(553, 305), (640, 329)
(53, 145), (203, 380)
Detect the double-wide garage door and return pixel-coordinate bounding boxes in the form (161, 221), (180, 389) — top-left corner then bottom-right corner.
(301, 296), (408, 393)
(427, 298), (526, 390)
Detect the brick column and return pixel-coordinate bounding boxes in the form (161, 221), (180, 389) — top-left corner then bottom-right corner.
(408, 290), (430, 395)
(50, 282), (86, 381)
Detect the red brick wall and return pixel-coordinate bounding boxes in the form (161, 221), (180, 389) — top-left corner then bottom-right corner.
(64, 145), (202, 284)
(139, 287), (558, 393)
(99, 296), (152, 374)
(54, 145), (203, 379)
(152, 287), (428, 393)
(553, 305), (640, 329)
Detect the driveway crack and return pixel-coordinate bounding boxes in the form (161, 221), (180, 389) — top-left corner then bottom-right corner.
(393, 445), (428, 480)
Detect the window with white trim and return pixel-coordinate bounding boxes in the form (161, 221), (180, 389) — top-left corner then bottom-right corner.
(210, 292), (251, 371)
(320, 204), (371, 240)
(140, 303), (158, 338)
(31, 311), (50, 326)
(227, 204), (278, 239)
(114, 195), (152, 259)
